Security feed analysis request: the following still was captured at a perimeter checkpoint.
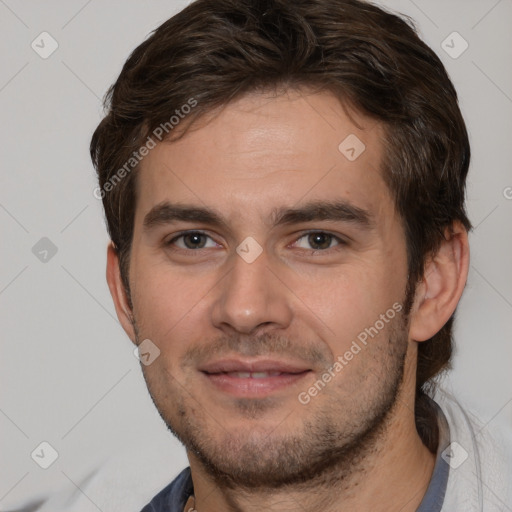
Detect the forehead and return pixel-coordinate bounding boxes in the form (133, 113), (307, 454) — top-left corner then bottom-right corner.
(134, 88), (393, 230)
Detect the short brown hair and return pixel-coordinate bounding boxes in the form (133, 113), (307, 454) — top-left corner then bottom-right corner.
(90, 0), (472, 448)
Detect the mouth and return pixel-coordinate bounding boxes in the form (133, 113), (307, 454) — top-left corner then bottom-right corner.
(199, 358), (313, 398)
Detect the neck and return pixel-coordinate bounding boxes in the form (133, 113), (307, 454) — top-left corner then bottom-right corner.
(186, 395), (436, 512)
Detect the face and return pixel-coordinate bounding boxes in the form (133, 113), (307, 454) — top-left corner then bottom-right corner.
(124, 88), (414, 488)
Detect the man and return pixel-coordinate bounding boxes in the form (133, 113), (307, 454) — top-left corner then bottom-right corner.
(88, 0), (512, 510)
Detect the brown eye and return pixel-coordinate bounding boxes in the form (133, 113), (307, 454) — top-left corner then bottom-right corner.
(167, 231), (217, 250)
(182, 233), (207, 249)
(307, 232), (333, 250)
(294, 231), (343, 251)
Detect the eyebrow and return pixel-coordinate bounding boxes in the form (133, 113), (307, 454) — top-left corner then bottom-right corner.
(142, 200), (374, 232)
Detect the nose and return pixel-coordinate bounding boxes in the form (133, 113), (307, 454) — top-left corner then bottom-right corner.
(210, 248), (293, 335)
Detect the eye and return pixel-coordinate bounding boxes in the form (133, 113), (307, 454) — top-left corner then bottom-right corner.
(293, 231), (345, 251)
(166, 231), (218, 250)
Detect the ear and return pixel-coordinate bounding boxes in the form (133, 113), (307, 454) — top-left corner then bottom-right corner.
(409, 221), (470, 342)
(106, 242), (137, 344)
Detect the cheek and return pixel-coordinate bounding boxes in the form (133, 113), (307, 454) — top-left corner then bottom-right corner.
(289, 264), (395, 348)
(130, 260), (214, 348)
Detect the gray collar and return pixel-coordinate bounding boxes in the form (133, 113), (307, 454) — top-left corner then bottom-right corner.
(416, 396), (451, 511)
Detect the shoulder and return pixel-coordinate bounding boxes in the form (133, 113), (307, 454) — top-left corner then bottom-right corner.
(29, 435), (189, 511)
(140, 467), (193, 512)
(433, 388), (512, 511)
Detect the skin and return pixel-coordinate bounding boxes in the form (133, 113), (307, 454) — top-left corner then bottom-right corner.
(107, 88), (469, 511)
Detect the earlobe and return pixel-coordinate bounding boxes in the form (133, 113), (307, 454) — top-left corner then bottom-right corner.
(409, 221), (470, 342)
(106, 242), (137, 343)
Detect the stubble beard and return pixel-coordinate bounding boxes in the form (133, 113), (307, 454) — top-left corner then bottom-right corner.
(136, 314), (409, 492)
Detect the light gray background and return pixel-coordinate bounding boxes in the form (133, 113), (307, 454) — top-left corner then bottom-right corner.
(1, 0), (511, 509)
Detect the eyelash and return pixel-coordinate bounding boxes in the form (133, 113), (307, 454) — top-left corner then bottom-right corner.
(164, 230), (347, 254)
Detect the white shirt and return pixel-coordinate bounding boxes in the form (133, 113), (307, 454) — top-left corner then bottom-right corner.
(434, 388), (512, 511)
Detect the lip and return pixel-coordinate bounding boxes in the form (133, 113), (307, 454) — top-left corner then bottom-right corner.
(199, 357), (311, 374)
(199, 358), (312, 398)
